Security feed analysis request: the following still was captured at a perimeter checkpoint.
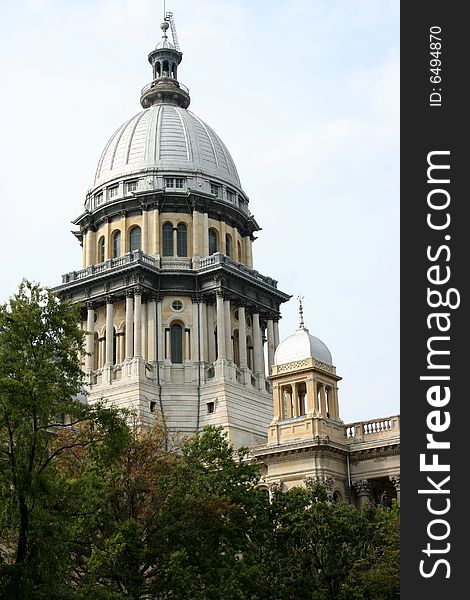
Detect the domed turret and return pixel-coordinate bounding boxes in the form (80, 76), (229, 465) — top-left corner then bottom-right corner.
(274, 297), (333, 366)
(274, 327), (333, 366)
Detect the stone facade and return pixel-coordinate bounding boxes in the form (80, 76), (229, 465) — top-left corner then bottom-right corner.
(55, 17), (400, 502)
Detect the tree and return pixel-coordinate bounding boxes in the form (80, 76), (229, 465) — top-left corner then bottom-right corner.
(0, 281), (129, 599)
(67, 424), (268, 599)
(264, 484), (400, 600)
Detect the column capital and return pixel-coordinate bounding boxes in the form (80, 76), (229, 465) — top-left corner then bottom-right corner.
(389, 475), (400, 491)
(105, 295), (114, 304)
(134, 286), (143, 296)
(353, 479), (372, 496)
(86, 301), (95, 310)
(126, 289), (134, 298)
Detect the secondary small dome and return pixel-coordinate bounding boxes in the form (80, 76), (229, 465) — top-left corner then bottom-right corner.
(274, 326), (333, 366)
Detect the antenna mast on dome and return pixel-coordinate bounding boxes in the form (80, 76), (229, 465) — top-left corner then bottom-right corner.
(164, 9), (181, 51)
(297, 294), (306, 329)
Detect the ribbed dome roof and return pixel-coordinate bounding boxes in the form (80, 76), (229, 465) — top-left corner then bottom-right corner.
(93, 104), (241, 190)
(274, 327), (333, 366)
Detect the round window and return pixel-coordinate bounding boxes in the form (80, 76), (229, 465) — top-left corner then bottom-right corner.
(171, 299), (184, 312)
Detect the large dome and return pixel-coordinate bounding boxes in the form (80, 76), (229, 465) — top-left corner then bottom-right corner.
(93, 104), (241, 190)
(274, 327), (333, 366)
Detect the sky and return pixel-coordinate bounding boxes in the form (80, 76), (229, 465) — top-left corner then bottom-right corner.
(0, 0), (399, 423)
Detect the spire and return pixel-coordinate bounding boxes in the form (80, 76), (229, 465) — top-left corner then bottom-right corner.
(297, 294), (306, 330)
(140, 11), (190, 109)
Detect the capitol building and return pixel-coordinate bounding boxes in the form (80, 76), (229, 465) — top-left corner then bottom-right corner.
(55, 17), (400, 507)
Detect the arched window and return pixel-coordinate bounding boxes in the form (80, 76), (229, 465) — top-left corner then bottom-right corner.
(225, 234), (232, 257)
(177, 223), (187, 257)
(112, 230), (121, 258)
(163, 60), (169, 76)
(129, 226), (141, 252)
(98, 236), (105, 262)
(209, 228), (218, 255)
(170, 323), (183, 364)
(163, 222), (173, 256)
(156, 61), (161, 78)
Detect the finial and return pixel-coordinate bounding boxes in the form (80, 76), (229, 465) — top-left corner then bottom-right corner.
(297, 294), (305, 329)
(160, 20), (169, 40)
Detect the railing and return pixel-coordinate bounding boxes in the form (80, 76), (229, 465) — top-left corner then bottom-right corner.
(345, 416), (400, 440)
(197, 253), (278, 288)
(62, 250), (278, 288)
(61, 251), (156, 283)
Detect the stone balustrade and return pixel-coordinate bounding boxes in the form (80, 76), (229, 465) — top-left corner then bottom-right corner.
(344, 415), (400, 442)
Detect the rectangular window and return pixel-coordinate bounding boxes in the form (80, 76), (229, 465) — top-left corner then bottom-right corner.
(226, 189), (235, 202)
(126, 180), (138, 193)
(95, 192), (103, 206)
(108, 185), (118, 199)
(164, 177), (186, 189)
(211, 183), (220, 197)
(207, 401), (215, 414)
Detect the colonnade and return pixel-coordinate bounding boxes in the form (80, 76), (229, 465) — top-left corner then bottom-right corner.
(276, 380), (340, 420)
(84, 291), (280, 376)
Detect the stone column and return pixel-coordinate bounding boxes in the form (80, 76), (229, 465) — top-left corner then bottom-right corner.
(191, 300), (200, 363)
(141, 208), (148, 254)
(185, 328), (191, 361)
(141, 299), (148, 361)
(133, 290), (142, 358)
(121, 213), (128, 254)
(98, 336), (105, 368)
(153, 209), (160, 256)
(164, 328), (170, 360)
(156, 298), (163, 361)
(292, 382), (298, 417)
(118, 332), (125, 364)
(125, 292), (134, 360)
(273, 319), (280, 351)
(84, 303), (95, 372)
(207, 302), (216, 362)
(105, 297), (114, 365)
(238, 305), (247, 368)
(216, 293), (226, 359)
(86, 229), (95, 267)
(199, 299), (208, 362)
(192, 210), (200, 256)
(266, 318), (275, 374)
(147, 296), (157, 362)
(333, 386), (340, 419)
(172, 227), (178, 257)
(203, 213), (209, 255)
(252, 312), (263, 374)
(224, 298), (233, 360)
(389, 476), (400, 503)
(306, 378), (317, 415)
(319, 384), (327, 416)
(353, 480), (373, 508)
(244, 236), (253, 268)
(105, 218), (111, 261)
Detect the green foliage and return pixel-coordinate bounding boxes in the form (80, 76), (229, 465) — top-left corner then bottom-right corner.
(0, 281), (400, 599)
(0, 281), (130, 599)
